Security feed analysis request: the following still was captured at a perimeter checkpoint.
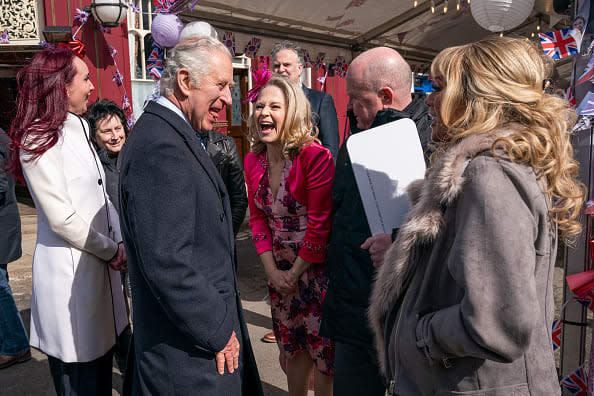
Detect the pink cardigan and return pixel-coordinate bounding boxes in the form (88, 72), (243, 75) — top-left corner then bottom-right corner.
(244, 142), (335, 264)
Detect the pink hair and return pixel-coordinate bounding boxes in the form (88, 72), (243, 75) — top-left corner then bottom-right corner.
(8, 48), (77, 181)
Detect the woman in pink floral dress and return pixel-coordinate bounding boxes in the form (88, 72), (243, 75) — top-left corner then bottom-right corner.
(245, 76), (335, 396)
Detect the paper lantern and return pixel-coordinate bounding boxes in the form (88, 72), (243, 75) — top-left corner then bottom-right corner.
(471, 0), (535, 32)
(151, 13), (184, 48)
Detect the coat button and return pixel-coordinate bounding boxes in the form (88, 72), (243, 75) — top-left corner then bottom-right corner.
(219, 213), (224, 221)
(98, 179), (103, 185)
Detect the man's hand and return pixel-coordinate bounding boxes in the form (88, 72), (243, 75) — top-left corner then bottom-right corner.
(361, 234), (392, 268)
(215, 331), (240, 375)
(108, 243), (127, 272)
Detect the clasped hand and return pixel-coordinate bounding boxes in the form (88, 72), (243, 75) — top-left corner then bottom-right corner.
(108, 242), (127, 272)
(215, 331), (240, 375)
(267, 268), (298, 295)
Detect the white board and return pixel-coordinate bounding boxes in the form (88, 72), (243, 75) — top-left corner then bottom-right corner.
(346, 118), (426, 235)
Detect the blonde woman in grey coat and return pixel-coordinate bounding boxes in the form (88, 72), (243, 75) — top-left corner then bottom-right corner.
(369, 36), (585, 396)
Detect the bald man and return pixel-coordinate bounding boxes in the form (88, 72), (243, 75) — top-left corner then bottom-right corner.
(319, 47), (432, 395)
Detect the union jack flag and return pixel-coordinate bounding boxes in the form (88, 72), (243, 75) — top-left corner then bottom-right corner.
(301, 49), (312, 68)
(129, 2), (141, 13)
(147, 45), (164, 81)
(113, 70), (124, 86)
(552, 319), (562, 351)
(577, 53), (594, 86)
(314, 52), (326, 70)
(153, 0), (175, 12)
(574, 290), (594, 311)
(99, 25), (111, 34)
(122, 93), (131, 110)
(539, 28), (579, 60)
(127, 114), (136, 129)
(244, 37), (261, 58)
(560, 365), (588, 396)
(108, 45), (118, 57)
(334, 56), (347, 78)
(74, 8), (89, 24)
(0, 30), (9, 45)
(222, 31), (236, 56)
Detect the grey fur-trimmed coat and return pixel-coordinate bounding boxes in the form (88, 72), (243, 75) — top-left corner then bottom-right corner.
(369, 131), (561, 395)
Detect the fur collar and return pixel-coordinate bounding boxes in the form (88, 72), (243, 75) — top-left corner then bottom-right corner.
(368, 132), (501, 376)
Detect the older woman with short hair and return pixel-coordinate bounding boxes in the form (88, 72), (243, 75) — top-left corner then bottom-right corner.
(245, 76), (336, 396)
(369, 36), (584, 395)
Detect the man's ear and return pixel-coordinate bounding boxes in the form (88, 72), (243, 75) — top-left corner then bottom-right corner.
(379, 87), (395, 108)
(177, 68), (192, 97)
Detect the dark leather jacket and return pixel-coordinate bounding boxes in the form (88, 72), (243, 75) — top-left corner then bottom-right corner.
(320, 95), (433, 348)
(199, 130), (247, 236)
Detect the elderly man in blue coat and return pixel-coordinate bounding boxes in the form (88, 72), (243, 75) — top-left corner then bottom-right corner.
(119, 37), (263, 395)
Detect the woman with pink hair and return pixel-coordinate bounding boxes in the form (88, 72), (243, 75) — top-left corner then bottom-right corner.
(9, 48), (128, 396)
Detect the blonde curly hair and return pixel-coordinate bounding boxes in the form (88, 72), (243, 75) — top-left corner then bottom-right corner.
(430, 36), (585, 243)
(247, 76), (318, 159)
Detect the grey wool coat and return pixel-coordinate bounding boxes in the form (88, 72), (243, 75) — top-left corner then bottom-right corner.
(369, 131), (561, 395)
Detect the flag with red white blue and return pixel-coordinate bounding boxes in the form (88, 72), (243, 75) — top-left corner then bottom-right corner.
(539, 28), (579, 59)
(123, 93), (131, 110)
(314, 52), (326, 70)
(222, 31), (236, 56)
(244, 37), (261, 58)
(129, 2), (141, 13)
(561, 365), (588, 396)
(0, 30), (9, 44)
(147, 45), (164, 81)
(108, 45), (118, 57)
(573, 289), (594, 311)
(301, 49), (312, 68)
(74, 8), (89, 24)
(127, 114), (136, 129)
(552, 319), (562, 351)
(113, 70), (124, 86)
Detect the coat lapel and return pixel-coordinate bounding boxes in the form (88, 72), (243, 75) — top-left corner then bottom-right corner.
(144, 102), (234, 246)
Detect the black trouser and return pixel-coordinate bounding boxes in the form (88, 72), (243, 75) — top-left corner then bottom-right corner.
(48, 349), (114, 396)
(333, 341), (386, 396)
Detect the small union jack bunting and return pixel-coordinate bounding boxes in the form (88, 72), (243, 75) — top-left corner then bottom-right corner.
(129, 2), (141, 13)
(552, 319), (562, 351)
(0, 30), (10, 44)
(560, 364), (588, 396)
(113, 70), (124, 86)
(122, 93), (131, 110)
(244, 37), (261, 58)
(74, 8), (89, 24)
(222, 31), (236, 56)
(539, 28), (579, 60)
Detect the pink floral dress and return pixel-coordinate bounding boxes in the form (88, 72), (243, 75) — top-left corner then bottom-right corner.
(254, 159), (335, 376)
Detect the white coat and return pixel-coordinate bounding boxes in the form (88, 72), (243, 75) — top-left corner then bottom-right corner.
(21, 113), (128, 363)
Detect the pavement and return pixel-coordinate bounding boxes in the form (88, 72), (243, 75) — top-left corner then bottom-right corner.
(0, 199), (572, 396)
(0, 202), (301, 395)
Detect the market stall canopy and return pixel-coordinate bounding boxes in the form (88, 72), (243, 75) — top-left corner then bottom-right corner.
(180, 0), (572, 65)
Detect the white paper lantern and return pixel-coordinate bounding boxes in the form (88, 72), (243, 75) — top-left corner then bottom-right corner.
(471, 0), (535, 32)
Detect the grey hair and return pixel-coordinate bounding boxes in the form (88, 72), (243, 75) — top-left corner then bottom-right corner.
(160, 36), (230, 97)
(271, 41), (304, 66)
